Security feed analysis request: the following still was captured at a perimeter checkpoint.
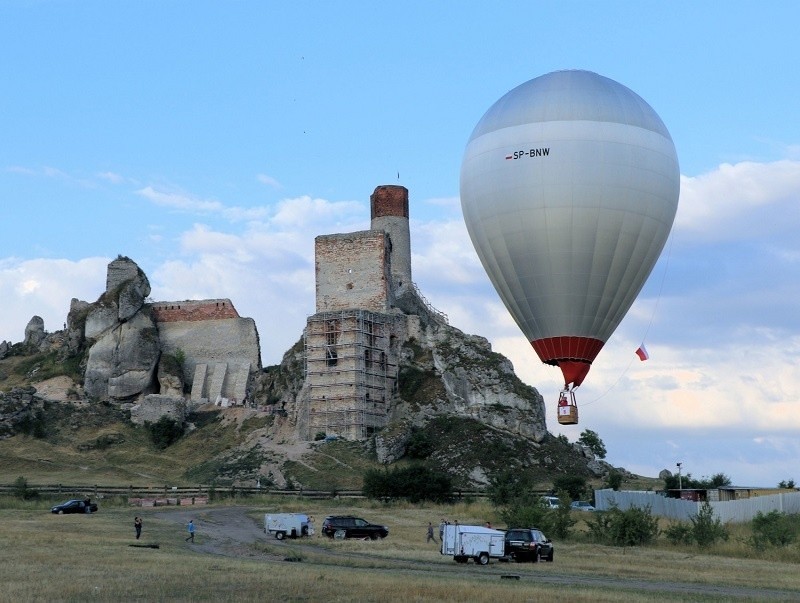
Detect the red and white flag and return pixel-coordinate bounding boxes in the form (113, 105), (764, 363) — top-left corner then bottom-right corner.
(635, 344), (649, 361)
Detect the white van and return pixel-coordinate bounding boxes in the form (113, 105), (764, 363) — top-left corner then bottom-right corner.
(541, 496), (560, 509)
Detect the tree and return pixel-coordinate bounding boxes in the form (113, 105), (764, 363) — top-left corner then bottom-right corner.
(487, 469), (536, 507)
(577, 429), (606, 459)
(363, 464), (453, 503)
(605, 470), (623, 491)
(690, 502), (728, 548)
(552, 474), (587, 501)
(778, 479), (796, 489)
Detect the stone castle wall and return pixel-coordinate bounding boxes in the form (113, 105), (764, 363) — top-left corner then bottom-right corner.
(157, 317), (261, 402)
(150, 299), (240, 323)
(315, 231), (392, 313)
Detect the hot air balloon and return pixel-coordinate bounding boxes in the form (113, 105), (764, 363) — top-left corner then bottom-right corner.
(460, 70), (679, 425)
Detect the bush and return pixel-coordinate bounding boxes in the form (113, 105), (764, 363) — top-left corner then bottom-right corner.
(750, 510), (798, 549)
(587, 504), (659, 546)
(690, 502), (728, 548)
(487, 469), (536, 507)
(605, 470), (623, 491)
(500, 501), (550, 533)
(405, 428), (434, 459)
(552, 474), (587, 501)
(664, 522), (694, 545)
(13, 476), (39, 500)
(145, 416), (184, 449)
(363, 464), (453, 503)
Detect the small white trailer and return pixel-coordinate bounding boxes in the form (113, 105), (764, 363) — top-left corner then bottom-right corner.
(441, 524), (506, 565)
(264, 513), (315, 540)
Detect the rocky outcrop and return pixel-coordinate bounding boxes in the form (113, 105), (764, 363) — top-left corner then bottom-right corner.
(24, 316), (46, 348)
(129, 394), (186, 426)
(84, 311), (160, 401)
(106, 257), (151, 322)
(82, 258), (159, 401)
(0, 341), (9, 360)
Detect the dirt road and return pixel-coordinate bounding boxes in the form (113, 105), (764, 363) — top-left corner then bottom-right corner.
(149, 506), (798, 601)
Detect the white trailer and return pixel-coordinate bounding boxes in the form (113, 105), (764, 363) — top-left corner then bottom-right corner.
(441, 524), (506, 565)
(264, 513), (315, 540)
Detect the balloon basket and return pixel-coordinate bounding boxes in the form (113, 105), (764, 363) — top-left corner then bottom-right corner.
(556, 390), (579, 425)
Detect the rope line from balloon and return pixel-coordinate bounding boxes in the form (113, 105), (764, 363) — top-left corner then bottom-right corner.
(580, 227), (676, 408)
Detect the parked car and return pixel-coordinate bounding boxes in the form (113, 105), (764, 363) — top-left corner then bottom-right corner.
(321, 515), (388, 539)
(503, 528), (554, 562)
(51, 499), (98, 514)
(541, 496), (561, 509)
(570, 500), (595, 512)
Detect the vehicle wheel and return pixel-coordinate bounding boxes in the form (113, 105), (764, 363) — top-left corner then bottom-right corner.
(58, 510), (64, 515)
(531, 548), (540, 563)
(276, 531), (285, 540)
(454, 556), (468, 564)
(546, 551), (554, 562)
(477, 552), (490, 566)
(369, 532), (378, 540)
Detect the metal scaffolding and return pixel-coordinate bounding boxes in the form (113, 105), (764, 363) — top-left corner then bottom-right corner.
(304, 309), (396, 440)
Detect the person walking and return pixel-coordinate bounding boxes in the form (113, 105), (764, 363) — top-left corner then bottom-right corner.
(134, 516), (143, 540)
(426, 522), (437, 543)
(185, 519), (195, 543)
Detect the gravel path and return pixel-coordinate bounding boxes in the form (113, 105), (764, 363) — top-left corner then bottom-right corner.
(147, 506), (800, 601)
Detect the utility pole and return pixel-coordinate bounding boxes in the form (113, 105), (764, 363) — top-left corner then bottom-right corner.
(676, 462), (683, 490)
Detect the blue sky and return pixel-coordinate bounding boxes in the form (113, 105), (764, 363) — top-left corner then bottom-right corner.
(2, 2), (800, 488)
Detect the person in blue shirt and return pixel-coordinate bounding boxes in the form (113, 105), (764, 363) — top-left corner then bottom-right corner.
(185, 519), (195, 542)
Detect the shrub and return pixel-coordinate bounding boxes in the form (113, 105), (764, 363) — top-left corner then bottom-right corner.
(690, 502), (728, 548)
(405, 428), (434, 459)
(13, 476), (39, 500)
(750, 510), (798, 549)
(587, 504), (659, 546)
(363, 464), (453, 503)
(313, 432), (326, 441)
(552, 474), (587, 501)
(145, 416), (184, 449)
(605, 470), (623, 491)
(500, 501), (550, 533)
(487, 469), (535, 507)
(664, 522), (694, 545)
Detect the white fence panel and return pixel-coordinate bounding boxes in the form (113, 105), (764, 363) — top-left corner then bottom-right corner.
(594, 489), (800, 523)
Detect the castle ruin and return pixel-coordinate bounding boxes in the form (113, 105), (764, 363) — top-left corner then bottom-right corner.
(304, 185), (426, 440)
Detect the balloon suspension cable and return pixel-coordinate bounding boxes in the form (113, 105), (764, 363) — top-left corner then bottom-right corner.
(580, 228), (676, 408)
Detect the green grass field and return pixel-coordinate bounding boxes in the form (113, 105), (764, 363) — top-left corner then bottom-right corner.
(2, 496), (799, 602)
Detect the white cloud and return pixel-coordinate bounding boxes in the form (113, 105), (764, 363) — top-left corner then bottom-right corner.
(677, 160), (800, 243)
(136, 186), (271, 222)
(0, 257), (109, 342)
(256, 173), (282, 188)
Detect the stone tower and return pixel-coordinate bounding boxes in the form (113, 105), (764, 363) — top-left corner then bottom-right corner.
(304, 185), (414, 440)
(370, 185), (412, 297)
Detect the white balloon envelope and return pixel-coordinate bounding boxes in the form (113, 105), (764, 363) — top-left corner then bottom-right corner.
(460, 70), (679, 405)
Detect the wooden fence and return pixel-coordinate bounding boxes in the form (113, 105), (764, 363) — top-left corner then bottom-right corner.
(0, 483), (492, 501)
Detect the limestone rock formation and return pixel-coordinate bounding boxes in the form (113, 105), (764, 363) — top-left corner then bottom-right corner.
(0, 341), (9, 360)
(82, 258), (159, 401)
(24, 316), (46, 347)
(84, 310), (160, 401)
(130, 394), (186, 426)
(106, 257), (151, 322)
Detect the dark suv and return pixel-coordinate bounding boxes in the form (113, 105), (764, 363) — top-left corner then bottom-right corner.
(504, 528), (554, 562)
(321, 516), (388, 539)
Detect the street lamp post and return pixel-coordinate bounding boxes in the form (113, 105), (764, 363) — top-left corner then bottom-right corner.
(676, 462), (683, 490)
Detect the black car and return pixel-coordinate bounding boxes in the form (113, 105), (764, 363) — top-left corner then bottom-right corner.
(321, 515), (388, 539)
(51, 499), (98, 514)
(504, 528), (554, 562)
